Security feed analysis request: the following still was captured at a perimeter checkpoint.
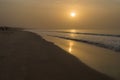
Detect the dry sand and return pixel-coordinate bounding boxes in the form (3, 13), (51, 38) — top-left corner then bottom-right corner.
(0, 30), (113, 80)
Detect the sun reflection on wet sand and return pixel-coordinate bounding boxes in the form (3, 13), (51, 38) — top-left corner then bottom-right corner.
(68, 42), (74, 53)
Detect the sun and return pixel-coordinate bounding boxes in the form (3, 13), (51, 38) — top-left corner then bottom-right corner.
(70, 12), (76, 17)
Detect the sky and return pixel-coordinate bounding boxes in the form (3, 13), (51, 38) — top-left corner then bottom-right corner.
(0, 0), (120, 29)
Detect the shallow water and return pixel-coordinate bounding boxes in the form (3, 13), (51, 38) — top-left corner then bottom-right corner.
(27, 29), (120, 80)
(28, 29), (120, 52)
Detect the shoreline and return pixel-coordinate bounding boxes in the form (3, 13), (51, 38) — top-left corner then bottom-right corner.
(0, 30), (113, 80)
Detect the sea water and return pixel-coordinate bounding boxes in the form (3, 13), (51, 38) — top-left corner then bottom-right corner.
(29, 29), (120, 52)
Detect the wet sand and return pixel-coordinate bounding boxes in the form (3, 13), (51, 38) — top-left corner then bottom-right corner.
(40, 35), (120, 80)
(0, 30), (113, 80)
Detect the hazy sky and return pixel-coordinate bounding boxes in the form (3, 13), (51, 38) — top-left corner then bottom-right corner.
(0, 0), (120, 29)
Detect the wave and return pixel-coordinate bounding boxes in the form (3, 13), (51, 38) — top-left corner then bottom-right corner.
(47, 31), (120, 37)
(48, 35), (120, 52)
(29, 30), (120, 52)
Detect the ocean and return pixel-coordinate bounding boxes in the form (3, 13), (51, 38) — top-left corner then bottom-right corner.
(28, 29), (120, 52)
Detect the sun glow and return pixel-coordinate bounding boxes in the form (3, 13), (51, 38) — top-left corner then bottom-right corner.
(70, 12), (76, 17)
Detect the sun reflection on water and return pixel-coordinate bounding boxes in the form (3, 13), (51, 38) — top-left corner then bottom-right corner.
(70, 29), (76, 33)
(70, 33), (75, 37)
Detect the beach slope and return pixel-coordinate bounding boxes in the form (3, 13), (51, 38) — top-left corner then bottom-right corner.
(0, 30), (113, 80)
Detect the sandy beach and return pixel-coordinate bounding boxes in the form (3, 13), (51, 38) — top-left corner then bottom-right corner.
(0, 29), (113, 80)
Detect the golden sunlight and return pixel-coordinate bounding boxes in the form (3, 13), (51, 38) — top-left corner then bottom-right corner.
(68, 42), (73, 52)
(70, 12), (76, 17)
